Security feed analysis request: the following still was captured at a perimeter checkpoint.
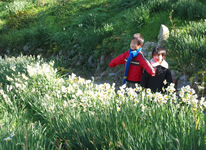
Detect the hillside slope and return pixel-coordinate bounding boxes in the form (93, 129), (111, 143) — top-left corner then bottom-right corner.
(0, 0), (205, 89)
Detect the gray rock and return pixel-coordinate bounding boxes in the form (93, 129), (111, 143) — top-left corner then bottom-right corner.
(177, 75), (191, 89)
(147, 51), (153, 59)
(96, 63), (100, 72)
(23, 45), (30, 51)
(76, 60), (81, 66)
(73, 44), (78, 48)
(142, 50), (147, 56)
(100, 71), (107, 78)
(37, 48), (43, 52)
(70, 49), (75, 54)
(100, 55), (105, 65)
(157, 24), (169, 47)
(88, 55), (95, 67)
(76, 55), (83, 66)
(58, 50), (62, 55)
(108, 72), (116, 77)
(6, 49), (10, 54)
(142, 42), (157, 51)
(142, 42), (157, 57)
(171, 70), (179, 83)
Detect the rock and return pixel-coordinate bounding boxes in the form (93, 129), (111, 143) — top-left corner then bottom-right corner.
(73, 44), (78, 48)
(76, 55), (83, 66)
(177, 75), (191, 90)
(100, 55), (105, 65)
(100, 71), (107, 78)
(37, 48), (43, 52)
(96, 63), (100, 72)
(58, 50), (62, 55)
(142, 50), (147, 56)
(23, 45), (30, 51)
(108, 72), (116, 77)
(70, 49), (75, 54)
(171, 70), (178, 84)
(142, 41), (157, 57)
(76, 60), (81, 66)
(142, 42), (157, 51)
(6, 49), (10, 54)
(88, 55), (95, 67)
(148, 52), (153, 59)
(157, 24), (170, 47)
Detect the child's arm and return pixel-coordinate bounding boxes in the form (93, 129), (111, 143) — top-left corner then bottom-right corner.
(109, 51), (127, 68)
(140, 70), (149, 88)
(138, 53), (155, 76)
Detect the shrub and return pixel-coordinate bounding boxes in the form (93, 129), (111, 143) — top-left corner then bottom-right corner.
(5, 0), (33, 15)
(166, 20), (206, 76)
(6, 9), (37, 30)
(146, 0), (177, 13)
(111, 0), (147, 10)
(121, 5), (150, 26)
(173, 0), (206, 20)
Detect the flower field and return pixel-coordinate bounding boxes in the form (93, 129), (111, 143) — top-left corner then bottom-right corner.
(0, 55), (205, 150)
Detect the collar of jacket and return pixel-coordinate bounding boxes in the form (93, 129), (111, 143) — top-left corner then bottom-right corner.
(150, 58), (168, 69)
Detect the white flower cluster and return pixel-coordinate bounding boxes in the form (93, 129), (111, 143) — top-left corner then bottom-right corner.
(0, 56), (205, 124)
(179, 85), (206, 111)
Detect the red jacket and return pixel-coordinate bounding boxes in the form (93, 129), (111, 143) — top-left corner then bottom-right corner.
(109, 50), (155, 82)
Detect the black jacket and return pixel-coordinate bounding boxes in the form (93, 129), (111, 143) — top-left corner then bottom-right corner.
(140, 59), (173, 92)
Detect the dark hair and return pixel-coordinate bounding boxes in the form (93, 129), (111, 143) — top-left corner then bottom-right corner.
(152, 47), (166, 59)
(132, 33), (144, 46)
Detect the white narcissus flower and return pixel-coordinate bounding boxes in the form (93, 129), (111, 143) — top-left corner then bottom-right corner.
(22, 73), (29, 80)
(199, 97), (206, 106)
(61, 86), (66, 92)
(117, 106), (121, 112)
(163, 80), (167, 85)
(146, 88), (151, 94)
(134, 99), (139, 104)
(4, 137), (11, 142)
(6, 75), (13, 81)
(10, 132), (15, 137)
(140, 104), (146, 112)
(164, 95), (169, 101)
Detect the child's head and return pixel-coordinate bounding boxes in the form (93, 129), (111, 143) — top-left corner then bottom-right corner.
(152, 47), (166, 63)
(130, 33), (144, 50)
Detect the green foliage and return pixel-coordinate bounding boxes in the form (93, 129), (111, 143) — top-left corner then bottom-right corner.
(121, 5), (150, 27)
(173, 0), (206, 20)
(146, 0), (176, 13)
(111, 0), (146, 10)
(190, 70), (206, 96)
(0, 25), (52, 55)
(0, 122), (56, 150)
(0, 0), (205, 75)
(5, 0), (33, 14)
(0, 55), (39, 84)
(140, 11), (172, 41)
(6, 9), (37, 30)
(166, 20), (206, 76)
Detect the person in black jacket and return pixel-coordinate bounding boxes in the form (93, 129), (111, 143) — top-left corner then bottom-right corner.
(140, 47), (173, 92)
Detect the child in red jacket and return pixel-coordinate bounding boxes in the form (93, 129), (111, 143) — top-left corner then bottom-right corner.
(109, 33), (155, 87)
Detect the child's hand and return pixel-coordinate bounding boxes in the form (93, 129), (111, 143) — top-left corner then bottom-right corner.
(151, 69), (156, 76)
